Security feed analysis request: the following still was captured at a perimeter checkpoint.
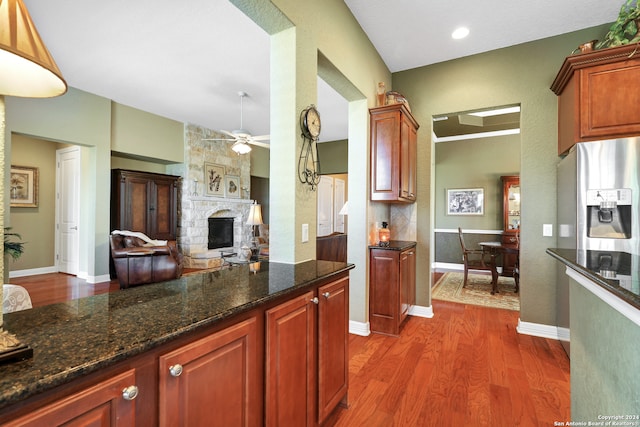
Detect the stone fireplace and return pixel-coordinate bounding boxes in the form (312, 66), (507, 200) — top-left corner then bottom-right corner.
(167, 123), (254, 268)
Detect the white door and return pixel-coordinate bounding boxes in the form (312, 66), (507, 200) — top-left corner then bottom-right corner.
(56, 147), (80, 275)
(317, 176), (333, 236)
(334, 178), (345, 233)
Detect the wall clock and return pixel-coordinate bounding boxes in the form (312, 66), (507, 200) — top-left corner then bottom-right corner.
(298, 105), (321, 190)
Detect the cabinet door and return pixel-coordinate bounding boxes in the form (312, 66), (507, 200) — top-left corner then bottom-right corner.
(579, 59), (640, 140)
(369, 248), (400, 335)
(151, 176), (179, 240)
(5, 369), (137, 426)
(370, 109), (400, 201)
(399, 248), (416, 322)
(317, 176), (334, 237)
(400, 116), (417, 202)
(318, 277), (349, 423)
(159, 317), (260, 427)
(122, 174), (152, 235)
(399, 250), (410, 322)
(265, 291), (316, 427)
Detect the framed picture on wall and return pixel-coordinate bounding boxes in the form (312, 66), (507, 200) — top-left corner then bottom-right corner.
(204, 163), (225, 197)
(10, 165), (39, 208)
(446, 188), (484, 215)
(225, 175), (240, 199)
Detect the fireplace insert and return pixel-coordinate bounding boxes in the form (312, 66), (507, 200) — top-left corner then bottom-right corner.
(208, 217), (234, 249)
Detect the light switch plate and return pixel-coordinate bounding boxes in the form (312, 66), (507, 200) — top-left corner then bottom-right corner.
(543, 224), (553, 237)
(302, 224), (309, 242)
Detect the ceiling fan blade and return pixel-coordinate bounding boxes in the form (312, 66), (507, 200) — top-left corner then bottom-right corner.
(221, 129), (237, 138)
(251, 134), (270, 141)
(202, 137), (234, 141)
(248, 140), (270, 149)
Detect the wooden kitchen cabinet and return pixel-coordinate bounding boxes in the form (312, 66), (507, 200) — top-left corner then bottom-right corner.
(4, 369), (138, 426)
(265, 276), (349, 426)
(369, 243), (416, 336)
(158, 316), (261, 427)
(317, 277), (349, 424)
(551, 44), (640, 155)
(265, 290), (316, 427)
(111, 169), (181, 240)
(370, 104), (419, 203)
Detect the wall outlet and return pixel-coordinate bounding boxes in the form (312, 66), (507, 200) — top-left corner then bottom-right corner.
(302, 224), (309, 243)
(543, 224), (553, 237)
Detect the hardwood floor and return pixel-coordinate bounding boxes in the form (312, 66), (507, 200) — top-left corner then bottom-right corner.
(327, 300), (570, 426)
(9, 273), (120, 308)
(10, 274), (570, 426)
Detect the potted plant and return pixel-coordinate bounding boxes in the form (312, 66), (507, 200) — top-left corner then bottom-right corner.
(597, 0), (640, 49)
(4, 228), (25, 283)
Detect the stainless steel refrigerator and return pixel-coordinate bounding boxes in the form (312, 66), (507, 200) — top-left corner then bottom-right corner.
(556, 137), (640, 355)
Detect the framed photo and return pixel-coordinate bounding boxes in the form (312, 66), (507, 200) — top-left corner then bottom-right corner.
(204, 163), (225, 197)
(225, 175), (240, 198)
(447, 188), (484, 215)
(10, 166), (39, 208)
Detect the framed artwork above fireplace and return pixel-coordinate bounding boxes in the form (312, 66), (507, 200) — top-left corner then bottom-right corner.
(205, 163), (225, 197)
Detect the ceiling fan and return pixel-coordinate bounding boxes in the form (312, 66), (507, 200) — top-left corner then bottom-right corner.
(203, 91), (270, 154)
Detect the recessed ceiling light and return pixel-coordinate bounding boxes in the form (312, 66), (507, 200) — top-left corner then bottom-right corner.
(452, 27), (469, 40)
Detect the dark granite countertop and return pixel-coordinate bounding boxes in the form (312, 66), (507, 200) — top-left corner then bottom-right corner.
(0, 260), (354, 410)
(368, 240), (417, 251)
(547, 248), (640, 310)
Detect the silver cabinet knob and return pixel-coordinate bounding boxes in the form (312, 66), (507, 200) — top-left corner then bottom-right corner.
(122, 385), (139, 401)
(310, 297), (319, 304)
(322, 292), (331, 299)
(169, 364), (183, 377)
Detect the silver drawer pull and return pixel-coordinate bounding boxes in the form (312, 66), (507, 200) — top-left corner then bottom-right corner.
(169, 364), (183, 377)
(310, 297), (319, 304)
(322, 292), (331, 299)
(122, 385), (139, 401)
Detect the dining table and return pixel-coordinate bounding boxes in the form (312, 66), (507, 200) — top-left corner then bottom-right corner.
(478, 241), (520, 294)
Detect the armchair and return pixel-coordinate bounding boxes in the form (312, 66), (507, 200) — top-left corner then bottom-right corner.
(109, 233), (183, 289)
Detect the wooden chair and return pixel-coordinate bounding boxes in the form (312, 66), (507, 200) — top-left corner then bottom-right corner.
(457, 227), (495, 287)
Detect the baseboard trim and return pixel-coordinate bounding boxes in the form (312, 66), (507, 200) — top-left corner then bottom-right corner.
(9, 266), (57, 278)
(516, 319), (564, 340)
(409, 304), (434, 318)
(349, 320), (370, 336)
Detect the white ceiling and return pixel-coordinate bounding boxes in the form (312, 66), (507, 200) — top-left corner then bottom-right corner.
(23, 0), (622, 145)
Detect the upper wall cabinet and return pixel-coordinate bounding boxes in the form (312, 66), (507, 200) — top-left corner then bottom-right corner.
(370, 104), (420, 203)
(551, 44), (640, 155)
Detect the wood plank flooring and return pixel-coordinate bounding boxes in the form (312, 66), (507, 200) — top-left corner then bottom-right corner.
(9, 274), (570, 426)
(327, 300), (570, 426)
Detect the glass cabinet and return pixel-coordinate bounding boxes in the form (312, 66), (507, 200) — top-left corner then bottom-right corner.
(501, 175), (520, 277)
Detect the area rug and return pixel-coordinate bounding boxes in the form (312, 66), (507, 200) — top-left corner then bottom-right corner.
(432, 272), (520, 311)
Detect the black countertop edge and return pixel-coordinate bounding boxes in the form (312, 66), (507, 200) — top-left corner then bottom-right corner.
(0, 260), (355, 411)
(546, 248), (640, 310)
(368, 240), (417, 251)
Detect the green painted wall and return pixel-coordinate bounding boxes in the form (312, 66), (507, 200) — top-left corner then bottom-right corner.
(318, 139), (348, 174)
(570, 277), (640, 419)
(111, 103), (184, 163)
(393, 23), (610, 325)
(9, 135), (58, 271)
(435, 133), (520, 230)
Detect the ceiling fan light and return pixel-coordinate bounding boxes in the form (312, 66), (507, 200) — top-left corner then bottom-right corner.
(231, 141), (252, 155)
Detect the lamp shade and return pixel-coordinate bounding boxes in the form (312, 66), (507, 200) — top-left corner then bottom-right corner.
(247, 202), (263, 226)
(0, 0), (67, 97)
